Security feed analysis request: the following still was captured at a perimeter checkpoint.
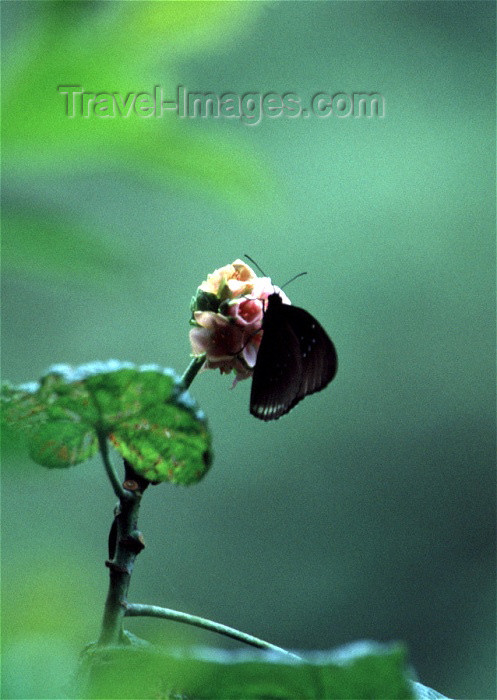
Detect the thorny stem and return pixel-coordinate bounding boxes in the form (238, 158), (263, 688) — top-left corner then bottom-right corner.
(124, 603), (302, 661)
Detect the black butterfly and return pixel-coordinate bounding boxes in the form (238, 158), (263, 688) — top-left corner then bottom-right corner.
(250, 291), (338, 421)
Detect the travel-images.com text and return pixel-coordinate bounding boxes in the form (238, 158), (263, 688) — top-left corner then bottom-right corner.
(58, 85), (385, 125)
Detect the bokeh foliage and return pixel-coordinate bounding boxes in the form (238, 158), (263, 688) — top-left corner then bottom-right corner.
(3, 1), (270, 285)
(78, 643), (415, 700)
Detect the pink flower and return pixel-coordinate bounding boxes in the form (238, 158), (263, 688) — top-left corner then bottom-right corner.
(189, 260), (290, 384)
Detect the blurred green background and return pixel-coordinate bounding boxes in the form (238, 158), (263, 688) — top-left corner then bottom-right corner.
(2, 2), (495, 698)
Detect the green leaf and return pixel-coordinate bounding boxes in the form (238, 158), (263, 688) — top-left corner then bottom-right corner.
(2, 3), (274, 289)
(1, 361), (212, 485)
(3, 2), (272, 208)
(191, 289), (221, 317)
(77, 641), (418, 700)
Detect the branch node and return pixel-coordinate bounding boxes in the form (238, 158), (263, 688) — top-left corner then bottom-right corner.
(105, 560), (130, 574)
(123, 479), (139, 492)
(122, 531), (146, 553)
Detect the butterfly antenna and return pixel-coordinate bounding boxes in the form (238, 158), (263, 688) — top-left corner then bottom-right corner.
(244, 254), (268, 278)
(280, 271), (307, 290)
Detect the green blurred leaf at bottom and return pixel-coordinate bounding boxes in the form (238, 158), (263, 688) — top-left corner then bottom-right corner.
(77, 641), (417, 699)
(1, 360), (212, 485)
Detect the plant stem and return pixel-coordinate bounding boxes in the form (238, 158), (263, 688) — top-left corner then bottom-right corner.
(124, 603), (302, 661)
(97, 431), (126, 500)
(180, 355), (205, 390)
(97, 424), (300, 662)
(97, 451), (147, 647)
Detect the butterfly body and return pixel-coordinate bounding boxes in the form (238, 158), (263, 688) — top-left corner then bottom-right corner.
(250, 292), (337, 421)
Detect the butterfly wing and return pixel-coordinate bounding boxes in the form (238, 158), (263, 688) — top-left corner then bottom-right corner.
(250, 297), (338, 421)
(250, 310), (303, 421)
(283, 304), (338, 404)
